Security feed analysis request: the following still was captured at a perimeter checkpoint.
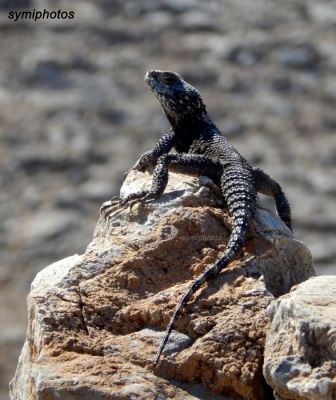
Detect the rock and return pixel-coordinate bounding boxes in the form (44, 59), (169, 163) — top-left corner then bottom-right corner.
(162, 0), (201, 14)
(271, 76), (299, 95)
(179, 67), (218, 85)
(272, 44), (320, 70)
(79, 180), (119, 202)
(0, 264), (11, 284)
(54, 188), (81, 210)
(263, 276), (336, 400)
(10, 171), (315, 400)
(21, 61), (70, 89)
(214, 39), (263, 67)
(323, 78), (336, 101)
(14, 210), (78, 243)
(219, 119), (245, 137)
(3, 0), (336, 395)
(144, 11), (174, 29)
(307, 3), (336, 26)
(178, 11), (219, 32)
(225, 44), (262, 67)
(0, 0), (31, 10)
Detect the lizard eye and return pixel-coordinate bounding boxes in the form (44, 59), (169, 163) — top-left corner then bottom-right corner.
(159, 73), (179, 86)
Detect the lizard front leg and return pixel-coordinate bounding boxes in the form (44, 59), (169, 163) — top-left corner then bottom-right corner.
(101, 130), (175, 217)
(123, 129), (176, 179)
(102, 153), (221, 219)
(139, 152), (221, 200)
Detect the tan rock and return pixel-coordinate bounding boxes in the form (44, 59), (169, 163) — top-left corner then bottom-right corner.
(10, 171), (315, 400)
(263, 275), (336, 400)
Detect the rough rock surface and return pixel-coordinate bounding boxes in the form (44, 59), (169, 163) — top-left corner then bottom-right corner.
(263, 275), (336, 400)
(10, 172), (315, 400)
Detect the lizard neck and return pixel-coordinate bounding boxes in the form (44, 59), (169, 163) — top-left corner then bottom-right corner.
(172, 108), (219, 154)
(172, 108), (216, 137)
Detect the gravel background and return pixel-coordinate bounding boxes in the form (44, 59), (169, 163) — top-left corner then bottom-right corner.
(1, 0), (336, 398)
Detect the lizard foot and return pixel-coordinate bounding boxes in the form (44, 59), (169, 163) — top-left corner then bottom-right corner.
(100, 196), (123, 219)
(100, 191), (156, 220)
(122, 191), (157, 210)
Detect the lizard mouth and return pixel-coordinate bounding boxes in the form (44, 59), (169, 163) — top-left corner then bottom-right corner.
(145, 70), (167, 100)
(145, 70), (160, 90)
(144, 70), (152, 83)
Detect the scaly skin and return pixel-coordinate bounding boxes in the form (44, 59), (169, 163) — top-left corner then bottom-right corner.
(101, 70), (292, 364)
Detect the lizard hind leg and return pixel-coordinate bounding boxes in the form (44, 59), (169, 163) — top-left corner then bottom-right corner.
(253, 167), (292, 231)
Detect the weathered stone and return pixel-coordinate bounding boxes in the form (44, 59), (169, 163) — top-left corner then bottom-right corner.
(15, 210), (79, 243)
(10, 172), (315, 400)
(272, 44), (320, 70)
(263, 276), (336, 400)
(307, 3), (336, 26)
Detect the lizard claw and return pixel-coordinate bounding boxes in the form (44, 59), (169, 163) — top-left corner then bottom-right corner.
(100, 192), (155, 220)
(127, 192), (155, 209)
(100, 196), (125, 219)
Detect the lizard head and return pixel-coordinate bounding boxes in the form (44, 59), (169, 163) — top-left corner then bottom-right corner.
(145, 70), (204, 127)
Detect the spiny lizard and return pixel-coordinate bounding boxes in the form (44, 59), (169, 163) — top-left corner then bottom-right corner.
(101, 70), (292, 364)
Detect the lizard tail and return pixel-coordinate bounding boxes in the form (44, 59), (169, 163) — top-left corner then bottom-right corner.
(154, 172), (256, 365)
(274, 190), (292, 231)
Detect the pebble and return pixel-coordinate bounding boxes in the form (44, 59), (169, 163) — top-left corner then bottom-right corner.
(162, 0), (201, 14)
(323, 78), (336, 101)
(307, 3), (336, 25)
(144, 11), (173, 29)
(16, 211), (78, 243)
(54, 188), (80, 210)
(21, 61), (70, 89)
(272, 44), (320, 70)
(220, 119), (245, 137)
(271, 76), (301, 94)
(226, 44), (262, 67)
(0, 0), (31, 10)
(178, 11), (219, 32)
(80, 180), (118, 202)
(136, 328), (191, 355)
(0, 266), (12, 285)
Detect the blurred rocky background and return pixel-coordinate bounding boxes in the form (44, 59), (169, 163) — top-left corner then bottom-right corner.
(0, 0), (335, 398)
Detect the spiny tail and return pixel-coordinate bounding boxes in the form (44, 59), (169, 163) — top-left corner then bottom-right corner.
(154, 169), (256, 364)
(274, 190), (292, 231)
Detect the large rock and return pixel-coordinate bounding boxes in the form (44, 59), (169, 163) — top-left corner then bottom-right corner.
(263, 276), (336, 400)
(10, 171), (315, 400)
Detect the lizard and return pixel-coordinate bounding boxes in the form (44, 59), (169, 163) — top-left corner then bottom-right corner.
(100, 70), (292, 365)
